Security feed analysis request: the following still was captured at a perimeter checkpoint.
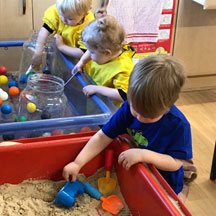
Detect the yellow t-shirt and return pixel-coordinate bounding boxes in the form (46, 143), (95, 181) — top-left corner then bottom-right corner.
(86, 45), (135, 108)
(43, 4), (94, 49)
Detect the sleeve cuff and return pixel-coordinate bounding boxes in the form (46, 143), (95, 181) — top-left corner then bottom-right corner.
(118, 89), (127, 101)
(43, 23), (54, 34)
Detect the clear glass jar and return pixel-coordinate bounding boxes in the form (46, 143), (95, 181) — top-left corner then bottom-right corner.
(18, 74), (67, 120)
(19, 31), (56, 75)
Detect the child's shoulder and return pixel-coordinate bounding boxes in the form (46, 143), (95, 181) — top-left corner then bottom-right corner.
(45, 4), (57, 13)
(44, 4), (59, 18)
(110, 45), (135, 68)
(166, 105), (190, 126)
(84, 11), (95, 23)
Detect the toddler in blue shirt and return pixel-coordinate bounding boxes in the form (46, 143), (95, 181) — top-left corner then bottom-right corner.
(63, 55), (193, 195)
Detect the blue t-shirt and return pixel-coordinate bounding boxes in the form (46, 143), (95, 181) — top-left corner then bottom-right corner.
(102, 100), (192, 194)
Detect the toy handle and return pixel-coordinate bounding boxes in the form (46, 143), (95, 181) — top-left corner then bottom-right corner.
(105, 149), (114, 171)
(84, 182), (103, 200)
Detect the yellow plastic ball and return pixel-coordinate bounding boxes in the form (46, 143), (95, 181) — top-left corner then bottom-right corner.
(0, 75), (8, 84)
(27, 102), (36, 113)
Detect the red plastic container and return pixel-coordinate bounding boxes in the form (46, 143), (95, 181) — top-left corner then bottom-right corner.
(0, 132), (192, 216)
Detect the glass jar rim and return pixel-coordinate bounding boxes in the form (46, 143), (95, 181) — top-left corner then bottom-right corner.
(27, 74), (65, 94)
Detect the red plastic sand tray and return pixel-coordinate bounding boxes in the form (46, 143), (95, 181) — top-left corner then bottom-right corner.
(0, 132), (192, 216)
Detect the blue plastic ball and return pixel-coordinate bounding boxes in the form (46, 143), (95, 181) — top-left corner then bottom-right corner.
(1, 104), (12, 114)
(42, 66), (51, 74)
(8, 80), (18, 88)
(19, 74), (28, 84)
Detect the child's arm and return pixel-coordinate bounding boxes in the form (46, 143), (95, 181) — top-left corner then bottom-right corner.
(32, 27), (50, 70)
(63, 129), (113, 181)
(71, 50), (91, 74)
(83, 85), (124, 102)
(55, 34), (84, 59)
(118, 148), (183, 171)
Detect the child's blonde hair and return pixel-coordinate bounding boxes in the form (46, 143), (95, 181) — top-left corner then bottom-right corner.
(56, 0), (92, 17)
(82, 16), (125, 54)
(127, 55), (186, 118)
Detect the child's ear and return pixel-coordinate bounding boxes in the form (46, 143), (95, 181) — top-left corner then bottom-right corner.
(104, 49), (112, 56)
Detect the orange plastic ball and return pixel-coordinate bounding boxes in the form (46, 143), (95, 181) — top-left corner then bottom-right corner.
(80, 127), (92, 133)
(0, 97), (2, 105)
(9, 86), (20, 96)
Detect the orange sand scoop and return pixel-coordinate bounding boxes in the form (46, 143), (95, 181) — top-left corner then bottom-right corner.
(84, 182), (124, 215)
(98, 149), (117, 195)
(100, 195), (124, 215)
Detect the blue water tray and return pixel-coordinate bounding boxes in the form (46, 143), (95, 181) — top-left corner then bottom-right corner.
(0, 41), (117, 139)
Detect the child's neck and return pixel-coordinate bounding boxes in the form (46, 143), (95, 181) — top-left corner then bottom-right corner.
(107, 50), (123, 63)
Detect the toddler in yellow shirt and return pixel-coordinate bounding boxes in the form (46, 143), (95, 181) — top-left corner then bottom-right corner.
(72, 16), (135, 108)
(32, 0), (94, 69)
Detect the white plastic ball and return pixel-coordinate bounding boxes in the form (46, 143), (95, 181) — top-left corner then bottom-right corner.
(0, 91), (8, 101)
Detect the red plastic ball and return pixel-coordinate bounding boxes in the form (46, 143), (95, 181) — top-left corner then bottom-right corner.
(0, 66), (7, 75)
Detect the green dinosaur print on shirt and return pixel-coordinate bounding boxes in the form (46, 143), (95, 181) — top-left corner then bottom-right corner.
(127, 128), (148, 147)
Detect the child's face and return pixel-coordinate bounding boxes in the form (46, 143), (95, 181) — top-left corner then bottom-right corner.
(58, 10), (85, 26)
(129, 103), (163, 123)
(84, 43), (113, 65)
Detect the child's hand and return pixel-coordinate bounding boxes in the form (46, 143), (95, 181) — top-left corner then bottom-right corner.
(72, 61), (84, 74)
(32, 53), (43, 70)
(118, 149), (143, 170)
(62, 161), (81, 182)
(54, 34), (64, 48)
(83, 85), (97, 97)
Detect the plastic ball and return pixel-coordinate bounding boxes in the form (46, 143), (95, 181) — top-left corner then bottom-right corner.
(0, 75), (8, 84)
(42, 66), (51, 74)
(27, 72), (35, 77)
(42, 132), (51, 137)
(0, 66), (7, 75)
(1, 104), (12, 114)
(2, 134), (15, 141)
(80, 127), (92, 133)
(8, 80), (18, 88)
(0, 91), (8, 101)
(27, 102), (36, 113)
(9, 86), (20, 96)
(0, 97), (2, 105)
(51, 129), (63, 136)
(20, 116), (27, 121)
(28, 132), (42, 138)
(40, 74), (49, 84)
(41, 111), (51, 119)
(23, 93), (34, 101)
(19, 74), (28, 84)
(14, 116), (18, 122)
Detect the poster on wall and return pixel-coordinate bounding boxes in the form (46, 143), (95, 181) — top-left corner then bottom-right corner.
(107, 0), (176, 62)
(129, 0), (176, 62)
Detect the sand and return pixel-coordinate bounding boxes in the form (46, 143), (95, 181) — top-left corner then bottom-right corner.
(0, 168), (131, 216)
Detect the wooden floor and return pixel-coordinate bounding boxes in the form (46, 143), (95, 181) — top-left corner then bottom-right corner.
(175, 89), (216, 216)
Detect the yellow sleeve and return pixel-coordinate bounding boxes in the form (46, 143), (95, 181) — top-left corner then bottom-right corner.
(112, 50), (135, 93)
(42, 4), (59, 34)
(113, 72), (130, 93)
